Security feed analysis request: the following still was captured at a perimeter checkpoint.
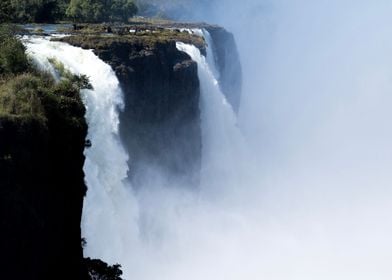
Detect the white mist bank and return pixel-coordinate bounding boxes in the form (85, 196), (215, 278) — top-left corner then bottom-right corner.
(129, 1), (392, 279)
(180, 1), (392, 279)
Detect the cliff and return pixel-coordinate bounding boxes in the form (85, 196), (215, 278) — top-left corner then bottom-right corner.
(0, 74), (88, 280)
(60, 22), (242, 187)
(0, 21), (242, 279)
(205, 26), (242, 113)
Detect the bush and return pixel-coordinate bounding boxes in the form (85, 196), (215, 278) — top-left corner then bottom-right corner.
(0, 33), (90, 127)
(48, 57), (93, 92)
(1, 0), (141, 23)
(84, 258), (124, 280)
(0, 1), (13, 23)
(0, 74), (46, 118)
(66, 0), (138, 23)
(0, 25), (29, 75)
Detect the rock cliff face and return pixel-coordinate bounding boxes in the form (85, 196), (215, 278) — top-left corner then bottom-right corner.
(0, 113), (88, 279)
(205, 26), (242, 113)
(108, 41), (202, 188)
(62, 23), (242, 188)
(63, 35), (201, 187)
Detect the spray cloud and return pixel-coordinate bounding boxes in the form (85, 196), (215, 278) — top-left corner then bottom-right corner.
(126, 1), (392, 279)
(26, 1), (392, 278)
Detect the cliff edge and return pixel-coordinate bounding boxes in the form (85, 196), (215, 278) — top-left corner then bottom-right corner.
(60, 22), (242, 188)
(0, 72), (88, 279)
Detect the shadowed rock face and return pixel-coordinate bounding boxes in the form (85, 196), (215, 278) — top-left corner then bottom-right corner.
(62, 24), (242, 189)
(99, 40), (202, 188)
(0, 115), (88, 280)
(206, 26), (243, 113)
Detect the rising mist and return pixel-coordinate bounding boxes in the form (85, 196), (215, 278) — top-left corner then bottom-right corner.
(122, 1), (392, 279)
(26, 1), (392, 279)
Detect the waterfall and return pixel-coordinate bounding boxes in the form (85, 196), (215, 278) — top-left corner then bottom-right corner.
(176, 39), (249, 195)
(201, 29), (220, 80)
(23, 34), (253, 280)
(20, 2), (392, 278)
(24, 37), (139, 270)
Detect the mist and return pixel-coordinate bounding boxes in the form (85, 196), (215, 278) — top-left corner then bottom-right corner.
(110, 1), (392, 279)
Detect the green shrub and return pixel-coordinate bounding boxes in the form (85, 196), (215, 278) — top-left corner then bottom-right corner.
(0, 39), (91, 128)
(48, 57), (92, 92)
(0, 74), (46, 118)
(0, 25), (29, 75)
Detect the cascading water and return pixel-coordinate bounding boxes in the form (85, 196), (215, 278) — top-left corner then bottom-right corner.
(176, 38), (250, 196)
(24, 37), (139, 272)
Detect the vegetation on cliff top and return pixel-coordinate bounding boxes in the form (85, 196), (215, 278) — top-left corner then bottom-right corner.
(56, 23), (206, 54)
(0, 0), (70, 23)
(0, 0), (198, 24)
(0, 24), (88, 129)
(0, 0), (138, 23)
(66, 0), (138, 23)
(0, 25), (28, 75)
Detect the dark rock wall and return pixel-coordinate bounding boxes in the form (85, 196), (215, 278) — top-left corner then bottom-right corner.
(63, 25), (242, 189)
(0, 114), (88, 280)
(95, 40), (202, 188)
(206, 26), (243, 113)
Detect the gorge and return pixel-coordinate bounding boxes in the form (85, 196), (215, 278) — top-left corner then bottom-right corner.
(1, 22), (242, 280)
(2, 1), (392, 279)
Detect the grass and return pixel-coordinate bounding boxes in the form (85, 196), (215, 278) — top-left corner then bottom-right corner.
(56, 27), (206, 54)
(128, 16), (175, 25)
(54, 20), (207, 51)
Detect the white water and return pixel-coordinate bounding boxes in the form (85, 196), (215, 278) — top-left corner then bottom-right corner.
(201, 29), (220, 79)
(176, 41), (250, 197)
(25, 37), (139, 270)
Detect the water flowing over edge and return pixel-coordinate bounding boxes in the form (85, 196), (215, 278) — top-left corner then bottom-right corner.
(23, 34), (249, 280)
(176, 36), (248, 195)
(24, 36), (140, 271)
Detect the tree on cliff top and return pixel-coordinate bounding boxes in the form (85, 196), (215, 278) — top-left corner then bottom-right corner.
(0, 0), (69, 23)
(109, 0), (138, 22)
(66, 0), (138, 23)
